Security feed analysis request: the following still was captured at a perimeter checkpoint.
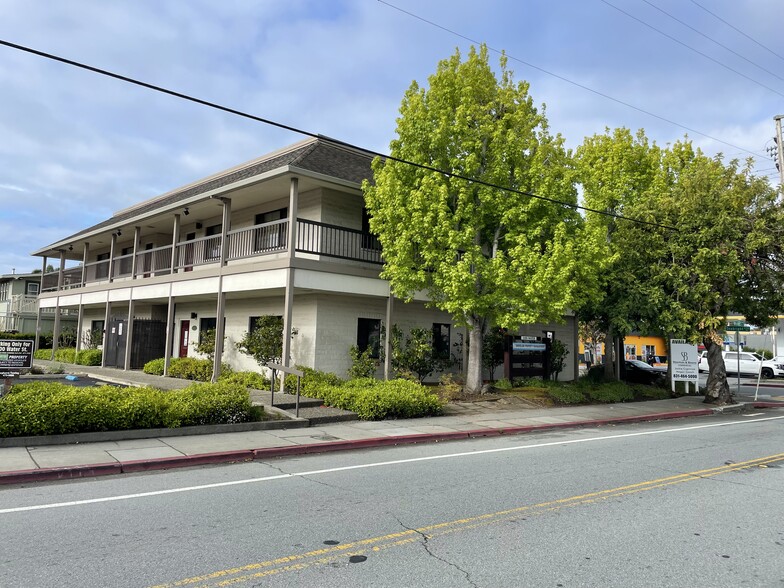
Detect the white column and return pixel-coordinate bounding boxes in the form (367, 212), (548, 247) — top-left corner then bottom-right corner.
(281, 178), (299, 391)
(124, 294), (135, 370)
(164, 285), (174, 377)
(384, 288), (394, 380)
(170, 214), (181, 274)
(130, 226), (141, 279)
(51, 250), (66, 358)
(211, 198), (231, 382)
(34, 256), (46, 353)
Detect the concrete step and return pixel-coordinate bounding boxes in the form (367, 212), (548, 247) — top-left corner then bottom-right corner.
(295, 405), (359, 425)
(248, 388), (358, 424)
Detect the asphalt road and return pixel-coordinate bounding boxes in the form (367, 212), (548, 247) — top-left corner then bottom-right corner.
(1, 411), (783, 588)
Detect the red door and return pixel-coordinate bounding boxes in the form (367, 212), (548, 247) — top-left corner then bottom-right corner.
(179, 320), (190, 357)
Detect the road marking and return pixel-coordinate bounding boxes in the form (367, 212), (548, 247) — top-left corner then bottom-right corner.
(2, 414), (783, 516)
(149, 452), (784, 587)
(744, 413), (764, 417)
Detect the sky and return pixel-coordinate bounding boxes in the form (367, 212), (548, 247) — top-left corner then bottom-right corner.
(0, 0), (782, 274)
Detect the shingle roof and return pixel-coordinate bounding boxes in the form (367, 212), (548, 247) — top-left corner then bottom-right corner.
(38, 138), (376, 251)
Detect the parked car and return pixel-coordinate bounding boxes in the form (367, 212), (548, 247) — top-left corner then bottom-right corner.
(623, 359), (666, 385)
(698, 351), (784, 379)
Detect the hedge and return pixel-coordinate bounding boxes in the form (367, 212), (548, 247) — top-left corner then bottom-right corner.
(0, 381), (260, 437)
(142, 357), (232, 381)
(304, 377), (444, 420)
(33, 348), (103, 366)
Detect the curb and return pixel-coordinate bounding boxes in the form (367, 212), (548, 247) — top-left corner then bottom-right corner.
(0, 407), (738, 486)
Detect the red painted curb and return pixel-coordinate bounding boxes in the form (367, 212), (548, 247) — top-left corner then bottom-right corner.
(0, 462), (122, 485)
(0, 409), (720, 485)
(120, 450), (255, 473)
(750, 402), (784, 409)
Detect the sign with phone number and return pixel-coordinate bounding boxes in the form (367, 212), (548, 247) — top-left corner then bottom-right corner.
(670, 340), (699, 382)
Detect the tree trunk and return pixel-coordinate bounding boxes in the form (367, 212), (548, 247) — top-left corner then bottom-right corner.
(604, 330), (618, 381)
(465, 316), (487, 394)
(703, 338), (733, 405)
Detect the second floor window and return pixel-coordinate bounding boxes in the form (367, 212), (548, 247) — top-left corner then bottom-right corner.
(25, 281), (40, 296)
(254, 208), (288, 251)
(0, 282), (8, 301)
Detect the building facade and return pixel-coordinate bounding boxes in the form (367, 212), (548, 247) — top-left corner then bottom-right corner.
(0, 271), (77, 335)
(32, 138), (578, 380)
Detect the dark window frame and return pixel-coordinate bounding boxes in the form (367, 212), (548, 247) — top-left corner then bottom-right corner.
(357, 318), (382, 359)
(432, 323), (451, 359)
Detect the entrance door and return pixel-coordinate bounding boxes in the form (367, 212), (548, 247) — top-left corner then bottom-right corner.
(179, 320), (190, 357)
(104, 318), (128, 367)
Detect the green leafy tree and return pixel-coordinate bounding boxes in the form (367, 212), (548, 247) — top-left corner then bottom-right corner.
(236, 316), (283, 367)
(392, 327), (452, 383)
(630, 144), (784, 404)
(195, 328), (219, 362)
(482, 327), (506, 382)
(575, 127), (663, 379)
(348, 345), (377, 379)
(364, 45), (604, 394)
(548, 339), (569, 381)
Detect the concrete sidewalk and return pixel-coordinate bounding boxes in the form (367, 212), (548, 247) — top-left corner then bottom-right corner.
(2, 362), (783, 485)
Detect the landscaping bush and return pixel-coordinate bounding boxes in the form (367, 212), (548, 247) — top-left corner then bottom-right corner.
(284, 366), (344, 396)
(314, 378), (444, 420)
(0, 380), (259, 437)
(547, 387), (586, 405)
(142, 357), (232, 381)
(53, 347), (76, 363)
(143, 358), (165, 375)
(75, 349), (102, 366)
(219, 370), (269, 390)
(34, 348), (52, 360)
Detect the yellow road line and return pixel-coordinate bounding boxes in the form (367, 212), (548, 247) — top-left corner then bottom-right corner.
(149, 452), (784, 588)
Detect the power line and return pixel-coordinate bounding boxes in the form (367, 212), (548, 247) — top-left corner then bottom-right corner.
(689, 0), (784, 65)
(600, 0), (784, 99)
(0, 37), (676, 231)
(376, 0), (768, 161)
(641, 0), (784, 84)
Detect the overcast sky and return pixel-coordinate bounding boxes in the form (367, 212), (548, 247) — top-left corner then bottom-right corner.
(0, 0), (782, 274)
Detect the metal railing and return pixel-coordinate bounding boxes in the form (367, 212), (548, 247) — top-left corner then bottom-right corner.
(174, 234), (222, 271)
(296, 219), (382, 264)
(226, 219), (288, 260)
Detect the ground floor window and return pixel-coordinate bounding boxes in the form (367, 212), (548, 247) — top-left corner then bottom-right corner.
(357, 318), (381, 359)
(624, 344), (637, 360)
(199, 317), (217, 344)
(644, 344), (656, 360)
(432, 323), (451, 359)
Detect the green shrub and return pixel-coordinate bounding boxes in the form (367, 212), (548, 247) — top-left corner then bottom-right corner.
(547, 387), (585, 404)
(512, 377), (549, 389)
(142, 357), (232, 381)
(636, 385), (671, 400)
(75, 349), (102, 366)
(284, 366), (344, 397)
(348, 345), (377, 379)
(143, 358), (165, 375)
(312, 378), (444, 420)
(34, 349), (52, 360)
(53, 348), (76, 363)
(494, 378), (513, 390)
(0, 380), (259, 437)
(219, 371), (269, 390)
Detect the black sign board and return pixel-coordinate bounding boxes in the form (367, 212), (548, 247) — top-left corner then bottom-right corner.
(0, 339), (34, 377)
(504, 335), (551, 381)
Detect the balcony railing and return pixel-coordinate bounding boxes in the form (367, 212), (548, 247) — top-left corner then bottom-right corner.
(40, 218), (383, 293)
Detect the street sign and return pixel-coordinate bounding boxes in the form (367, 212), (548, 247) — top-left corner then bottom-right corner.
(670, 340), (699, 393)
(728, 325), (751, 332)
(0, 339), (33, 376)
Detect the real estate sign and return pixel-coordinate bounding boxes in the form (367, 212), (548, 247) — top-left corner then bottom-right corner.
(670, 339), (699, 392)
(0, 339), (34, 378)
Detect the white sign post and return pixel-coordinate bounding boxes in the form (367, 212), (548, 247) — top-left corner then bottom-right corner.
(670, 339), (699, 394)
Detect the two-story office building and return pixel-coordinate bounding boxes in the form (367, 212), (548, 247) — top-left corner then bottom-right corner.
(31, 138), (578, 380)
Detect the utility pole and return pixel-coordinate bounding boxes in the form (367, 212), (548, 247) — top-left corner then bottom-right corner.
(775, 115), (784, 188)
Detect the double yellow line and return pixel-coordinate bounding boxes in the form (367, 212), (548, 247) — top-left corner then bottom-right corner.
(150, 452), (784, 587)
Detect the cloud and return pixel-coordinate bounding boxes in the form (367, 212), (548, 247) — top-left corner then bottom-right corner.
(0, 0), (782, 274)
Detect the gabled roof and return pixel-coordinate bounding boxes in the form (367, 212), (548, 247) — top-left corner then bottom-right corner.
(33, 137), (375, 254)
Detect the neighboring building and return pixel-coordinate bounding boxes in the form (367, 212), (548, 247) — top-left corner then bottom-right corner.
(0, 271), (76, 334)
(31, 138), (578, 380)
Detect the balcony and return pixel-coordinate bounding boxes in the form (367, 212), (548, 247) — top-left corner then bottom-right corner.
(40, 218), (382, 293)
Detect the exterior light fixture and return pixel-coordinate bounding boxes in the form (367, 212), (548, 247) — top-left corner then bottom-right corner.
(183, 207), (190, 216)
